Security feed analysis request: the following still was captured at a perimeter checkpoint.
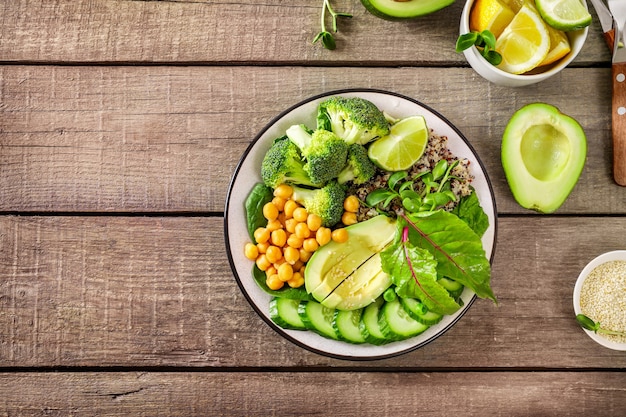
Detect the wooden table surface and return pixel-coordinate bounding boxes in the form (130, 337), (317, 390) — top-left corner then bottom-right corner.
(1, 0), (625, 415)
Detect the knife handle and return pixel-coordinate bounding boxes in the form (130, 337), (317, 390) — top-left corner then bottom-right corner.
(604, 29), (616, 52)
(612, 61), (626, 186)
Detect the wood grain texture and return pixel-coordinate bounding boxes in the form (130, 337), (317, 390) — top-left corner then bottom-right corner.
(1, 215), (625, 368)
(612, 62), (626, 186)
(0, 65), (623, 214)
(0, 0), (610, 65)
(0, 372), (625, 416)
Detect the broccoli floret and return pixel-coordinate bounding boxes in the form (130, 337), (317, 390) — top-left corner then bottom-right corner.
(286, 124), (348, 185)
(337, 144), (377, 185)
(291, 181), (346, 227)
(261, 136), (322, 188)
(317, 96), (391, 145)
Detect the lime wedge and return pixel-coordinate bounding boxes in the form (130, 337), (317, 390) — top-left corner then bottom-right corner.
(367, 115), (429, 171)
(535, 0), (591, 31)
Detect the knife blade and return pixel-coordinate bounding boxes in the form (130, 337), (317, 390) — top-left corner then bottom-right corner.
(590, 0), (616, 49)
(607, 0), (626, 185)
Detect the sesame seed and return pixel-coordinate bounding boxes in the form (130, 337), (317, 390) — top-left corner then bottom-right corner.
(579, 260), (626, 343)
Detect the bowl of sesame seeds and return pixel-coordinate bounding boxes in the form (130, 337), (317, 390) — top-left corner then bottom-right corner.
(573, 250), (626, 351)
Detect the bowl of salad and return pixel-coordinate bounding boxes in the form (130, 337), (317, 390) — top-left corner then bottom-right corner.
(225, 89), (498, 360)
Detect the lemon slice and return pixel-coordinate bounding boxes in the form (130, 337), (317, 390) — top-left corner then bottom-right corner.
(540, 25), (571, 66)
(495, 3), (551, 74)
(470, 0), (516, 38)
(535, 0), (591, 31)
(367, 116), (429, 171)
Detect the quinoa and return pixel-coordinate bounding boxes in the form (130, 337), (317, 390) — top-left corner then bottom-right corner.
(579, 260), (626, 343)
(349, 129), (474, 222)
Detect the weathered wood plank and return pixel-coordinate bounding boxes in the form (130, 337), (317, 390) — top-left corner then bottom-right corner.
(1, 215), (625, 368)
(0, 65), (622, 214)
(0, 0), (610, 65)
(0, 371), (625, 416)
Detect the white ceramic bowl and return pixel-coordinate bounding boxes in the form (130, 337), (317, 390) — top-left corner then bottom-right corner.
(459, 0), (589, 87)
(225, 89), (498, 360)
(573, 250), (626, 351)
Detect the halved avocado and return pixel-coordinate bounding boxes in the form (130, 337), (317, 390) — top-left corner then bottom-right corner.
(501, 103), (587, 213)
(360, 0), (456, 21)
(304, 215), (397, 310)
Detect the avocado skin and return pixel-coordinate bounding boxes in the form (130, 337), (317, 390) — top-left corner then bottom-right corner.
(501, 103), (587, 213)
(360, 0), (456, 21)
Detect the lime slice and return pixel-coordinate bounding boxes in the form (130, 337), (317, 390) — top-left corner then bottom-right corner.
(535, 0), (591, 31)
(367, 115), (429, 171)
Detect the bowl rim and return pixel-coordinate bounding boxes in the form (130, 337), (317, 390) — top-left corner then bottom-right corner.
(224, 88), (499, 360)
(573, 250), (626, 351)
(459, 0), (589, 83)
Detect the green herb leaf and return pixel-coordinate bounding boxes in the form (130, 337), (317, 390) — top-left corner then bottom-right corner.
(404, 210), (496, 302)
(451, 189), (489, 237)
(380, 223), (461, 315)
(244, 182), (274, 241)
(456, 32), (479, 52)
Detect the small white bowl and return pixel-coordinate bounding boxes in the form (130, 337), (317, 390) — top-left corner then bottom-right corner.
(573, 250), (626, 351)
(459, 0), (589, 87)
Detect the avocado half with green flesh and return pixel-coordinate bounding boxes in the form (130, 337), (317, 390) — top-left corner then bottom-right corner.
(304, 215), (397, 311)
(501, 103), (586, 213)
(360, 0), (456, 20)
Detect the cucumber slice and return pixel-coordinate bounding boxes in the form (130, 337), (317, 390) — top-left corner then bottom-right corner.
(333, 309), (366, 344)
(360, 0), (455, 21)
(399, 297), (443, 325)
(297, 300), (338, 340)
(269, 297), (307, 330)
(439, 277), (464, 300)
(359, 298), (392, 345)
(379, 298), (430, 340)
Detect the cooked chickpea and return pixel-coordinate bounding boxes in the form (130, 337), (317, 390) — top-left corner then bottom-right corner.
(266, 274), (284, 290)
(272, 196), (286, 212)
(244, 243), (258, 260)
(287, 272), (305, 288)
(265, 245), (283, 263)
(307, 214), (322, 232)
(277, 263), (294, 282)
(293, 207), (309, 223)
(341, 211), (357, 226)
(265, 265), (277, 277)
(273, 184), (293, 199)
(263, 202), (279, 221)
(303, 238), (319, 253)
(256, 241), (269, 254)
(299, 248), (312, 263)
(343, 195), (360, 213)
(287, 234), (303, 249)
(283, 246), (300, 264)
(285, 218), (298, 234)
(283, 200), (299, 219)
(294, 222), (311, 239)
(315, 227), (331, 246)
(253, 227), (270, 244)
(266, 219), (282, 232)
(255, 254), (271, 271)
(331, 228), (349, 243)
(270, 228), (287, 247)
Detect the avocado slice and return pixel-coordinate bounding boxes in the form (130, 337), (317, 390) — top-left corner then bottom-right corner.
(360, 0), (455, 21)
(321, 253), (391, 310)
(501, 103), (586, 213)
(304, 215), (397, 309)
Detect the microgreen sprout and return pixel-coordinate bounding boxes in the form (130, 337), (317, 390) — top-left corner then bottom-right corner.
(456, 30), (502, 66)
(576, 314), (626, 337)
(312, 0), (352, 50)
(365, 159), (460, 215)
